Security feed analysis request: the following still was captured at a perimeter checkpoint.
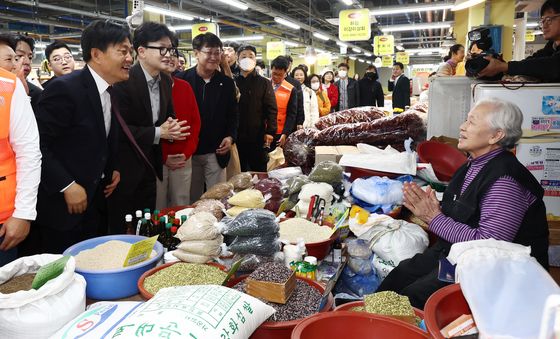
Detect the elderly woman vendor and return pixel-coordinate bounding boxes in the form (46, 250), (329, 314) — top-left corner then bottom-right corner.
(377, 98), (549, 309)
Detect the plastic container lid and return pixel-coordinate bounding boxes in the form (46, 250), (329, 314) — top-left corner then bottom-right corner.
(144, 212), (151, 219)
(125, 214), (133, 222)
(135, 210), (143, 217)
(304, 256), (317, 265)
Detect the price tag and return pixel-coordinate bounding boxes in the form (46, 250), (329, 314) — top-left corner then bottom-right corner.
(396, 52), (409, 65)
(382, 55), (394, 67)
(192, 23), (219, 39)
(373, 35), (395, 56)
(339, 9), (371, 41)
(123, 236), (158, 267)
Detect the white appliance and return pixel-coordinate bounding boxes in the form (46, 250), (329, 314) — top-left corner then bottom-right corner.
(473, 83), (560, 218)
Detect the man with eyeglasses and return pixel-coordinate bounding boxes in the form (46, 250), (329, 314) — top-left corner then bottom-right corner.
(13, 34), (42, 111)
(478, 0), (560, 82)
(177, 32), (238, 202)
(42, 41), (75, 89)
(108, 22), (189, 234)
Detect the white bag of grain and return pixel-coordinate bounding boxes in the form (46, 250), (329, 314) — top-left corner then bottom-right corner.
(0, 254), (86, 339)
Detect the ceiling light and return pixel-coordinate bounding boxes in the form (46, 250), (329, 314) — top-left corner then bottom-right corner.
(340, 0), (353, 5)
(534, 30), (543, 35)
(514, 22), (539, 28)
(222, 35), (264, 42)
(349, 56), (357, 60)
(370, 2), (454, 16)
(336, 41), (348, 47)
(305, 46), (317, 64)
(452, 0), (485, 11)
(381, 22), (452, 33)
(256, 54), (262, 59)
(313, 32), (330, 41)
(284, 41), (300, 47)
(374, 57), (382, 67)
(364, 52), (372, 56)
(315, 48), (328, 54)
(358, 58), (365, 62)
(274, 17), (301, 30)
(352, 47), (361, 53)
(144, 4), (194, 20)
(216, 0), (248, 10)
(170, 25), (193, 31)
(405, 47), (442, 54)
(396, 45), (405, 51)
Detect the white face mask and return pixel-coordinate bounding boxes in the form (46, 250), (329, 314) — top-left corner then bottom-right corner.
(311, 82), (320, 91)
(239, 58), (256, 72)
(338, 70), (347, 78)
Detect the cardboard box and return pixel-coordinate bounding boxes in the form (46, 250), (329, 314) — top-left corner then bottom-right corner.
(315, 146), (360, 166)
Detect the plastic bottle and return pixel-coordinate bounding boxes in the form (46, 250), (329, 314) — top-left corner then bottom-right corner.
(304, 256), (318, 281)
(133, 210), (143, 233)
(284, 238), (307, 267)
(144, 212), (155, 237)
(138, 217), (147, 236)
(125, 214), (134, 235)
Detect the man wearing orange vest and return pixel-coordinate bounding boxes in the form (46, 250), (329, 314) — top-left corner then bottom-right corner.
(0, 66), (41, 266)
(270, 56), (297, 149)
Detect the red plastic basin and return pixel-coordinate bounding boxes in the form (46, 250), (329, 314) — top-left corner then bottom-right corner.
(291, 311), (429, 339)
(417, 141), (467, 182)
(227, 274), (334, 339)
(346, 167), (400, 182)
(424, 284), (472, 339)
(334, 300), (424, 324)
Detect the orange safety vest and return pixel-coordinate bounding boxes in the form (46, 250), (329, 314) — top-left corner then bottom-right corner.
(0, 69), (17, 224)
(274, 80), (294, 135)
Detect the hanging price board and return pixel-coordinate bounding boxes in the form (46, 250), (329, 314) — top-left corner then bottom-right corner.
(396, 52), (409, 65)
(525, 30), (535, 42)
(339, 9), (371, 41)
(317, 53), (331, 66)
(266, 41), (286, 60)
(373, 35), (395, 56)
(381, 55), (394, 67)
(191, 23), (218, 39)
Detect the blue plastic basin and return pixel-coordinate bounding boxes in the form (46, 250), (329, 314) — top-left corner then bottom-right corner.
(63, 234), (164, 300)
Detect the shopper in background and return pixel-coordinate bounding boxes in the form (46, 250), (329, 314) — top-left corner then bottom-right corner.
(42, 41), (76, 89)
(13, 34), (42, 109)
(235, 44), (277, 172)
(284, 55), (304, 133)
(335, 63), (359, 110)
(27, 20), (132, 254)
(358, 65), (384, 108)
(388, 62), (410, 111)
(109, 22), (188, 234)
(270, 56), (297, 149)
(353, 73), (360, 81)
(309, 73), (331, 117)
(255, 60), (266, 77)
(436, 44), (465, 76)
(178, 33), (238, 202)
(291, 66), (319, 128)
(176, 52), (186, 72)
(378, 98), (549, 308)
(156, 40), (201, 209)
(222, 41), (240, 78)
(321, 70), (338, 112)
(0, 34), (17, 73)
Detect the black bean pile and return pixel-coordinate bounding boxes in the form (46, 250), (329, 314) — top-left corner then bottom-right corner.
(248, 261), (292, 283)
(234, 280), (322, 322)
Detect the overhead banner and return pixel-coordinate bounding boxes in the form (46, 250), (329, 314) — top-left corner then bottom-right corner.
(191, 23), (218, 40)
(396, 52), (409, 65)
(373, 35), (395, 56)
(525, 30), (535, 42)
(317, 53), (331, 67)
(266, 41), (286, 60)
(339, 9), (371, 41)
(381, 55), (394, 67)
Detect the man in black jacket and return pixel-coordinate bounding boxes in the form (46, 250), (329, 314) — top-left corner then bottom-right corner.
(388, 62), (410, 111)
(285, 55), (304, 129)
(478, 0), (560, 82)
(177, 33), (238, 202)
(359, 65), (384, 107)
(235, 44), (277, 172)
(335, 62), (360, 110)
(14, 35), (42, 111)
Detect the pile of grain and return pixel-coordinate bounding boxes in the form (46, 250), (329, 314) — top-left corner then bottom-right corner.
(143, 263), (227, 295)
(279, 218), (333, 243)
(75, 240), (155, 270)
(0, 273), (36, 294)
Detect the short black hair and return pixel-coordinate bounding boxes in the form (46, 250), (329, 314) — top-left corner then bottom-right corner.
(13, 34), (35, 51)
(81, 20), (132, 63)
(542, 0), (560, 15)
(393, 62), (404, 70)
(171, 34), (179, 48)
(338, 62), (349, 70)
(290, 66), (308, 84)
(0, 34), (16, 50)
(285, 55), (293, 63)
(237, 44), (257, 55)
(223, 41), (240, 51)
(309, 73), (321, 84)
(366, 65), (378, 72)
(133, 22), (174, 52)
(45, 41), (71, 61)
(192, 32), (222, 50)
(178, 51), (186, 59)
(297, 63), (308, 74)
(256, 60), (265, 69)
(271, 56), (290, 71)
(322, 70), (334, 84)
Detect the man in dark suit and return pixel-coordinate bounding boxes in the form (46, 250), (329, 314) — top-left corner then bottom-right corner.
(284, 55), (304, 129)
(13, 35), (42, 112)
(108, 22), (189, 234)
(388, 62), (411, 111)
(335, 62), (360, 110)
(25, 20), (133, 254)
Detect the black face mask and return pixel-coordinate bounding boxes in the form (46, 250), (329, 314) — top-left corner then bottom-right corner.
(365, 72), (378, 80)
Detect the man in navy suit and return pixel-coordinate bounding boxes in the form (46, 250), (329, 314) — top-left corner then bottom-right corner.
(23, 20), (133, 254)
(388, 62), (411, 111)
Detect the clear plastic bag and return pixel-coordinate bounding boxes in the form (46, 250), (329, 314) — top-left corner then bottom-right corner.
(308, 161), (343, 186)
(228, 172), (254, 192)
(175, 212), (220, 241)
(255, 178), (283, 213)
(347, 239), (375, 275)
(268, 167), (303, 182)
(228, 234), (281, 256)
(200, 182), (235, 200)
(283, 129), (318, 171)
(172, 249), (212, 264)
(314, 106), (385, 130)
(219, 209), (279, 237)
(351, 176), (404, 206)
(176, 235), (224, 257)
(338, 265), (380, 297)
(192, 199), (225, 220)
(227, 189), (266, 209)
(285, 175), (311, 196)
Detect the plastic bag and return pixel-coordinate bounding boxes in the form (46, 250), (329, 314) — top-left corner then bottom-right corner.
(308, 161), (343, 186)
(267, 147), (286, 171)
(255, 178), (283, 213)
(232, 253), (277, 272)
(339, 265), (380, 297)
(283, 129), (318, 171)
(200, 182), (235, 200)
(175, 212), (220, 242)
(351, 176), (404, 208)
(228, 172), (254, 192)
(372, 254), (396, 281)
(172, 249), (212, 264)
(295, 182), (334, 217)
(268, 167), (303, 182)
(228, 189), (266, 209)
(347, 239), (375, 275)
(176, 235), (224, 257)
(314, 106), (385, 130)
(192, 199), (225, 220)
(285, 175), (311, 196)
(228, 234), (281, 256)
(219, 209), (279, 237)
(226, 206), (251, 217)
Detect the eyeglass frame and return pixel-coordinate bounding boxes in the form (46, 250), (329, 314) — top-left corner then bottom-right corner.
(50, 54), (74, 64)
(143, 45), (178, 57)
(197, 48), (223, 58)
(539, 14), (560, 27)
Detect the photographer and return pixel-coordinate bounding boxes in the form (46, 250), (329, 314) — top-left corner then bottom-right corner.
(478, 0), (559, 81)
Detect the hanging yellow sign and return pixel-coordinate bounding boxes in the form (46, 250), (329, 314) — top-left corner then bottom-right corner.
(525, 30), (535, 42)
(382, 55), (394, 67)
(339, 9), (371, 41)
(317, 53), (331, 67)
(266, 41), (286, 60)
(373, 35), (395, 56)
(396, 52), (409, 65)
(191, 23), (219, 39)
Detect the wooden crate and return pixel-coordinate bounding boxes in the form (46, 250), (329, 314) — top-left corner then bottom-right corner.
(246, 271), (296, 304)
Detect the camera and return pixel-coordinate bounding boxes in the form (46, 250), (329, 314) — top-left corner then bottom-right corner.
(465, 27), (503, 80)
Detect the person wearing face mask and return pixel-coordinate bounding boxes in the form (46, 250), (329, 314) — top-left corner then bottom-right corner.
(309, 74), (331, 116)
(234, 44), (277, 172)
(321, 70), (338, 113)
(359, 65), (384, 108)
(290, 66), (319, 128)
(334, 63), (359, 111)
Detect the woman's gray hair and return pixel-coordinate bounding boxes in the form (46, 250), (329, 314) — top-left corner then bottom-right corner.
(475, 98), (523, 149)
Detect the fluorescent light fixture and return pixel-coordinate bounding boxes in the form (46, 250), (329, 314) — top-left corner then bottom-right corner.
(340, 0), (353, 5)
(358, 58), (365, 62)
(274, 17), (301, 30)
(256, 54), (262, 59)
(412, 64), (437, 68)
(336, 41), (348, 47)
(315, 48), (327, 54)
(370, 2), (454, 16)
(349, 56), (357, 60)
(514, 22), (539, 28)
(222, 35), (264, 42)
(144, 4), (194, 20)
(284, 41), (300, 47)
(364, 52), (372, 56)
(352, 47), (361, 53)
(396, 45), (405, 51)
(313, 32), (330, 41)
(35, 42), (47, 48)
(381, 21), (452, 33)
(216, 0), (248, 10)
(305, 46), (317, 64)
(170, 25), (193, 31)
(452, 0), (485, 11)
(405, 47), (442, 54)
(534, 30), (543, 35)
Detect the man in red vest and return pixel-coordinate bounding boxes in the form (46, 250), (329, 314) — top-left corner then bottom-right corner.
(270, 56), (297, 149)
